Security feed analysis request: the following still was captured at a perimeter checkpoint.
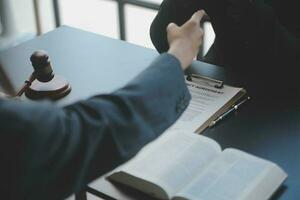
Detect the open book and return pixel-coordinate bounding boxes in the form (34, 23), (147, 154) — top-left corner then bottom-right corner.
(108, 132), (287, 200)
(172, 75), (246, 133)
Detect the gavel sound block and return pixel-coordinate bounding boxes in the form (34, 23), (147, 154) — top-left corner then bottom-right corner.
(23, 51), (71, 100)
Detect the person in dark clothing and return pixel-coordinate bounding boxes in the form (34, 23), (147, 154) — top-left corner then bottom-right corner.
(0, 10), (205, 200)
(150, 0), (300, 97)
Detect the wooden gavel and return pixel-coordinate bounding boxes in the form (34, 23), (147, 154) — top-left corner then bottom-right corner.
(17, 51), (71, 100)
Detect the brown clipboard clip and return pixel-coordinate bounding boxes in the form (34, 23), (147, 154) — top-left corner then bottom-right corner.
(186, 74), (224, 89)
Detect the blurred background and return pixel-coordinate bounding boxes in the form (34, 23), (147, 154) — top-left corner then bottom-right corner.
(0, 0), (215, 54)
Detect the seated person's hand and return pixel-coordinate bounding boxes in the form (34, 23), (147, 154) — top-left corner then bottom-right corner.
(167, 10), (205, 70)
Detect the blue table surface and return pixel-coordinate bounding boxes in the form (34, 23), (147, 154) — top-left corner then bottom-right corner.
(1, 26), (299, 200)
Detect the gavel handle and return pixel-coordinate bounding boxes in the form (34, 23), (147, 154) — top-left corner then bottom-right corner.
(16, 73), (36, 97)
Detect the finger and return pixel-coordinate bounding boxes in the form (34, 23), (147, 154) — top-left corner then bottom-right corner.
(167, 22), (179, 32)
(190, 10), (205, 26)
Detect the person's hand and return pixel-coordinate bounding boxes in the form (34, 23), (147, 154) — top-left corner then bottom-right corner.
(167, 10), (205, 70)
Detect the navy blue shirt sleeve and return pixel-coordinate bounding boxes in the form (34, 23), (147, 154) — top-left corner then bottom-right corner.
(0, 53), (191, 199)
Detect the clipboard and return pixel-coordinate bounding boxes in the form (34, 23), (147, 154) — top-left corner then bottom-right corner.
(186, 74), (224, 89)
(182, 73), (247, 133)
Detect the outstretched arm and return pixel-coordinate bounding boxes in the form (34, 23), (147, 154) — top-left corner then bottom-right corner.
(0, 11), (204, 200)
(0, 53), (189, 199)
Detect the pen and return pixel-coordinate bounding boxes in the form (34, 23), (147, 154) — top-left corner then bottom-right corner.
(209, 96), (251, 127)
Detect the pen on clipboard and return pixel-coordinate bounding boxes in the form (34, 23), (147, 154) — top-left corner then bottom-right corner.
(209, 96), (251, 127)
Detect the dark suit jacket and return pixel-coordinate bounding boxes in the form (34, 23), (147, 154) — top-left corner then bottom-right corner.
(150, 0), (300, 98)
(0, 53), (191, 199)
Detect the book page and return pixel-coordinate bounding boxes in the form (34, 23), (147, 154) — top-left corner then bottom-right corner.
(108, 131), (221, 199)
(175, 148), (287, 200)
(170, 79), (244, 133)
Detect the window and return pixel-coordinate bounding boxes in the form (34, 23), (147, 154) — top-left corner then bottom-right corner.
(6, 0), (215, 55)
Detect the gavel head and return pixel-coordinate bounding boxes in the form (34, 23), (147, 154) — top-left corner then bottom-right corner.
(30, 51), (55, 82)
